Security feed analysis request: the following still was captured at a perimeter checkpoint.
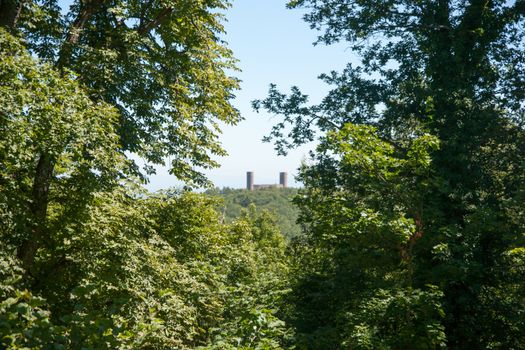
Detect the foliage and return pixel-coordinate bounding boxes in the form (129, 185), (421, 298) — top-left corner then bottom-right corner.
(202, 206), (293, 349)
(0, 252), (67, 349)
(285, 124), (445, 349)
(342, 287), (446, 350)
(2, 0), (525, 348)
(0, 27), (126, 275)
(0, 30), (123, 189)
(0, 0), (296, 346)
(0, 10), (292, 350)
(255, 0), (525, 348)
(2, 0), (241, 286)
(13, 0), (241, 185)
(0, 186), (292, 349)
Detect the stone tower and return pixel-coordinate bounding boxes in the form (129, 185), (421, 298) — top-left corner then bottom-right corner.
(246, 171), (254, 190)
(279, 172), (288, 188)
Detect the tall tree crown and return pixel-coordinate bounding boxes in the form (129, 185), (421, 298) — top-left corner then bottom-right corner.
(7, 0), (241, 185)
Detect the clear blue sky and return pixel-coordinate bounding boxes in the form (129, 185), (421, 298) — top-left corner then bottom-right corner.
(147, 0), (353, 190)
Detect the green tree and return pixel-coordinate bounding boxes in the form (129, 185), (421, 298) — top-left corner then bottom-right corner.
(0, 28), (125, 280)
(255, 1), (525, 348)
(1, 2), (297, 348)
(203, 206), (292, 349)
(287, 125), (446, 349)
(1, 0), (240, 278)
(8, 0), (240, 182)
(1, 184), (293, 349)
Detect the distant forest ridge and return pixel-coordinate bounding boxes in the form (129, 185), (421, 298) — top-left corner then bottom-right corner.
(206, 187), (301, 239)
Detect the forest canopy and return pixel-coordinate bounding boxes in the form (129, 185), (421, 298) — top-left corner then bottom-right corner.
(1, 0), (525, 349)
(0, 0), (294, 347)
(254, 0), (525, 348)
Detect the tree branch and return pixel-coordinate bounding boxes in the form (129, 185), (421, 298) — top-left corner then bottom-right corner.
(137, 7), (173, 35)
(56, 0), (106, 68)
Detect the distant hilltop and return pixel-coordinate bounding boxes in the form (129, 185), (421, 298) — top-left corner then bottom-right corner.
(246, 171), (287, 190)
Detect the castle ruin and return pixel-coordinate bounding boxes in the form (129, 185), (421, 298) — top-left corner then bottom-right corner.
(246, 171), (288, 190)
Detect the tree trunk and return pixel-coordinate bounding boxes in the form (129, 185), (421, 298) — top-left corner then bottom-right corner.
(16, 1), (104, 278)
(0, 0), (22, 29)
(17, 153), (54, 276)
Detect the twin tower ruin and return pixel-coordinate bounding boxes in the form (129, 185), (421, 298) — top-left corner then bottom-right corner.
(246, 172), (288, 190)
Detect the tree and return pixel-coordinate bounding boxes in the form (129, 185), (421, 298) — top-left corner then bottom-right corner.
(1, 183), (293, 349)
(286, 125), (446, 349)
(12, 0), (240, 183)
(1, 3), (298, 348)
(1, 0), (240, 277)
(0, 28), (125, 279)
(255, 0), (525, 348)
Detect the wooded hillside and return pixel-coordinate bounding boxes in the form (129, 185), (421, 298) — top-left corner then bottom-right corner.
(1, 0), (524, 348)
(207, 187), (301, 239)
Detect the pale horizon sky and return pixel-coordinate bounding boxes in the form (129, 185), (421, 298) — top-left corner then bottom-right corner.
(145, 0), (354, 191)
